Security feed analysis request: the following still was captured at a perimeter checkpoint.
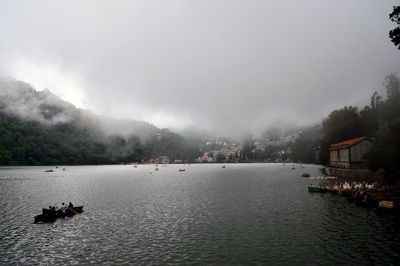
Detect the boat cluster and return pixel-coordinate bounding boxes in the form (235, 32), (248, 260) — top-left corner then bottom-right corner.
(308, 181), (398, 213)
(306, 176), (338, 180)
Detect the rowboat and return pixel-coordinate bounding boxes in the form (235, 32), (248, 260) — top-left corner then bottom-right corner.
(34, 206), (84, 223)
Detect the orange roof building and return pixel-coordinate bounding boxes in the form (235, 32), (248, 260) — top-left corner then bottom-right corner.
(329, 137), (372, 169)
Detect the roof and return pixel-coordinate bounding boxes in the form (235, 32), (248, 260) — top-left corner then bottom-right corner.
(329, 136), (369, 150)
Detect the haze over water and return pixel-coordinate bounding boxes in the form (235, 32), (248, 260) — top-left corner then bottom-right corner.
(1, 164), (399, 265)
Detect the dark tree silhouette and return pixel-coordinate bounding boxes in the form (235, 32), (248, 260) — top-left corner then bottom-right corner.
(389, 5), (400, 49)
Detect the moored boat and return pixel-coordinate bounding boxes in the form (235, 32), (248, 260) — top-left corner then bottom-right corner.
(377, 200), (396, 212)
(308, 186), (325, 192)
(338, 188), (352, 196)
(325, 184), (339, 193)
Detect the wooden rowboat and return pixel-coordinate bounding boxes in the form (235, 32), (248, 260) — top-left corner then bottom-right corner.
(34, 206), (84, 223)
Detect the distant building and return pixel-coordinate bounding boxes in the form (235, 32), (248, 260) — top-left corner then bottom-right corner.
(329, 137), (372, 169)
(159, 156), (170, 164)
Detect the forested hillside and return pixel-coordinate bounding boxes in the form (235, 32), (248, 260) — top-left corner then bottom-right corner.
(0, 79), (201, 165)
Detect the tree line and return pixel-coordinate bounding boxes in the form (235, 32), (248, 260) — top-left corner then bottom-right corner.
(0, 113), (201, 166)
(319, 73), (400, 177)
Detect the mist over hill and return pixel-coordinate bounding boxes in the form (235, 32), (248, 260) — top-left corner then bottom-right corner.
(0, 77), (325, 166)
(0, 78), (200, 165)
(0, 77), (159, 139)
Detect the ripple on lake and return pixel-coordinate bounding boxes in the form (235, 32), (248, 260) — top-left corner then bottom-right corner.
(0, 164), (399, 265)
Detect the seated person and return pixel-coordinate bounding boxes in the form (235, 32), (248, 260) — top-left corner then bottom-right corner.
(59, 202), (67, 215)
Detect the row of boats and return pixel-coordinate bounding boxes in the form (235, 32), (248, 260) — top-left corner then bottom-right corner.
(308, 181), (398, 212)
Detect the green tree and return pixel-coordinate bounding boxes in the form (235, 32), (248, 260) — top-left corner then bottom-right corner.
(389, 5), (400, 50)
(365, 74), (400, 178)
(319, 106), (363, 164)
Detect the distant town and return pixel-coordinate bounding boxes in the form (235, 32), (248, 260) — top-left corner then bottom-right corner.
(142, 130), (316, 164)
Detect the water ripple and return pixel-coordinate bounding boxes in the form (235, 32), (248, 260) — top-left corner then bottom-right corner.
(0, 164), (399, 265)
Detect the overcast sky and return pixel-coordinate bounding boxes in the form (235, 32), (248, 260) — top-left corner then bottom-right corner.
(0, 1), (399, 136)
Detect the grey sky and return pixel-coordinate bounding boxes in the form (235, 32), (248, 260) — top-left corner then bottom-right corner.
(0, 0), (399, 136)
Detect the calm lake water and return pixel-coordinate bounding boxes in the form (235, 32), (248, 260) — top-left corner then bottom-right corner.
(1, 164), (399, 265)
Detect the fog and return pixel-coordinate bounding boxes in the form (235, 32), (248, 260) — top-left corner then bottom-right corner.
(0, 77), (76, 125)
(0, 1), (399, 137)
(0, 77), (158, 141)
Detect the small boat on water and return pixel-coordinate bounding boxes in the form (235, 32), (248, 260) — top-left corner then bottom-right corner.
(34, 206), (84, 223)
(44, 169), (53, 173)
(308, 185), (325, 192)
(222, 165), (226, 168)
(179, 169), (186, 172)
(325, 184), (339, 193)
(377, 200), (396, 212)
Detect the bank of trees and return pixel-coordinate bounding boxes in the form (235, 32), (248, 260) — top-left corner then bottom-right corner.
(0, 113), (201, 166)
(390, 5), (400, 50)
(0, 114), (114, 165)
(319, 74), (400, 177)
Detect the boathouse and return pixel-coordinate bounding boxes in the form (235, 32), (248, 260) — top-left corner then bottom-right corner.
(329, 137), (372, 169)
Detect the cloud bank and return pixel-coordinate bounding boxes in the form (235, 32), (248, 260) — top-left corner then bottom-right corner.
(0, 0), (399, 136)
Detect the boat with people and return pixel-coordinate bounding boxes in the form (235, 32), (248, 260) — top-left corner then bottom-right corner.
(34, 204), (84, 223)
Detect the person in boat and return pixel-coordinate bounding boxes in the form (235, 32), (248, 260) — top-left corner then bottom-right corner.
(68, 202), (74, 209)
(42, 205), (57, 220)
(59, 202), (67, 217)
(43, 206), (52, 218)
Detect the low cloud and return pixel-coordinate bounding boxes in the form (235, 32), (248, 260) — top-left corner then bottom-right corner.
(0, 1), (399, 137)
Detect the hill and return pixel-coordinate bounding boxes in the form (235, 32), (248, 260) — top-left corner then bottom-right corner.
(0, 78), (200, 165)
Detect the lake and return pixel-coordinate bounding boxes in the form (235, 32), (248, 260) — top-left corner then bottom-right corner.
(0, 164), (399, 265)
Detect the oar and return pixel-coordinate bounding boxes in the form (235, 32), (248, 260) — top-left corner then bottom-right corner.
(68, 207), (80, 215)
